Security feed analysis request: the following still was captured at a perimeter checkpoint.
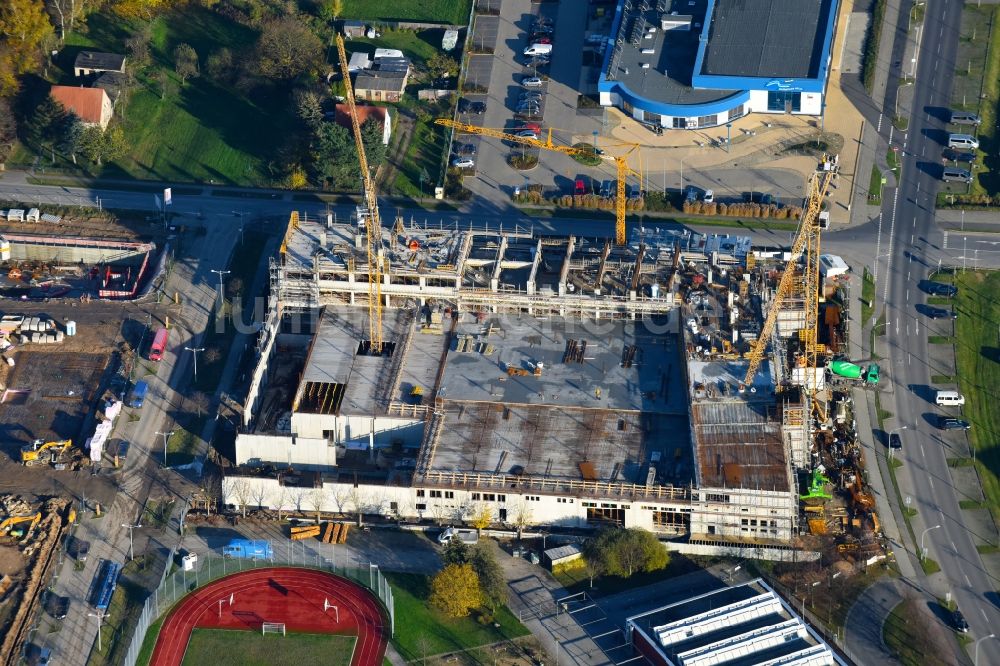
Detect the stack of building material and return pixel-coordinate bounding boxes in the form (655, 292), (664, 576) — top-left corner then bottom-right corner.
(290, 524), (321, 540)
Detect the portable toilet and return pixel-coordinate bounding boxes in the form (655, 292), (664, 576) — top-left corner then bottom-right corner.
(181, 552), (198, 571)
(65, 320), (77, 336)
(26, 208), (40, 222)
(0, 237), (9, 262)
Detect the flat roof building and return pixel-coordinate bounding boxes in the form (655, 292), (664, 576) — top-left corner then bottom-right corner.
(599, 0), (838, 129)
(626, 579), (847, 666)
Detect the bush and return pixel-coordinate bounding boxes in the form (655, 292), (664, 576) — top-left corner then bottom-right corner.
(508, 153), (538, 170)
(861, 0), (887, 92)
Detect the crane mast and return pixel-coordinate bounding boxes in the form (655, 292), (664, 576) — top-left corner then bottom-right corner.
(435, 119), (637, 245)
(743, 172), (833, 388)
(335, 34), (383, 354)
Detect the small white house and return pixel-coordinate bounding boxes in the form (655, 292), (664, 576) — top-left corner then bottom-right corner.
(819, 254), (850, 278)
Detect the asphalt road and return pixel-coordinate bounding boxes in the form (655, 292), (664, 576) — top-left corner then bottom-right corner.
(874, 0), (1000, 662)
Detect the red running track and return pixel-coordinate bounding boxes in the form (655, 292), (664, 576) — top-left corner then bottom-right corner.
(149, 568), (388, 666)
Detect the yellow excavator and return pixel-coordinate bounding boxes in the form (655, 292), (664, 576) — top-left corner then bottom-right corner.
(20, 439), (72, 467)
(0, 513), (41, 538)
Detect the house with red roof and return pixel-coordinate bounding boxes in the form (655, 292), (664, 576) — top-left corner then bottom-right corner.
(333, 105), (392, 145)
(49, 86), (113, 129)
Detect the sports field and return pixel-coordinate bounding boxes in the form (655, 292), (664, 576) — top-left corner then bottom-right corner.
(182, 629), (355, 666)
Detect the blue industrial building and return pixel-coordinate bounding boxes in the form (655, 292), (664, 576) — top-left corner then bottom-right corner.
(598, 0), (839, 130)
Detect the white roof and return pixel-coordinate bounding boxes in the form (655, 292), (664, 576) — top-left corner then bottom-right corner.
(374, 48), (404, 59)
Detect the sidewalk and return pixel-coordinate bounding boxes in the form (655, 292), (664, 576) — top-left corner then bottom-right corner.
(500, 549), (608, 665)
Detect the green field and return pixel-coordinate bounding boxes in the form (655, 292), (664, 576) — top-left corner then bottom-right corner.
(342, 0), (472, 24)
(953, 270), (1000, 523)
(181, 629), (355, 666)
(386, 572), (530, 661)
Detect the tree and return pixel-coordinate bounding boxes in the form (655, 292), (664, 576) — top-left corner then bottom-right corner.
(313, 121), (357, 188)
(0, 0), (55, 96)
(583, 528), (669, 578)
(189, 390), (210, 417)
(274, 486), (291, 521)
(203, 347), (222, 364)
(125, 25), (153, 69)
(467, 502), (493, 533)
(112, 0), (168, 20)
(511, 499), (533, 539)
(0, 97), (16, 165)
(173, 43), (199, 83)
(317, 0), (342, 21)
(583, 554), (604, 588)
(157, 70), (177, 100)
(79, 125), (127, 165)
(425, 52), (459, 79)
(470, 543), (506, 612)
(229, 478), (251, 518)
(308, 489), (325, 522)
(294, 89), (323, 130)
(58, 113), (83, 164)
(429, 564), (481, 617)
(441, 538), (469, 566)
(46, 0), (88, 40)
(205, 47), (234, 83)
(27, 96), (66, 148)
(255, 17), (323, 80)
(360, 116), (387, 167)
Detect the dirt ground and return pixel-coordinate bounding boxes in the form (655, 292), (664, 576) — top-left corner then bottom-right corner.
(0, 545), (25, 577)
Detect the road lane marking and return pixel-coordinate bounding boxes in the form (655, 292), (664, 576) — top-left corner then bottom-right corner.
(965, 574), (972, 585)
(906, 289), (910, 302)
(917, 182), (921, 192)
(908, 352), (911, 365)
(982, 609), (989, 621)
(895, 316), (900, 334)
(911, 234), (915, 243)
(929, 478), (934, 491)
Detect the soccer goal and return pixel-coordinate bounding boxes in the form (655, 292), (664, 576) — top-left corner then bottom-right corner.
(261, 622), (286, 637)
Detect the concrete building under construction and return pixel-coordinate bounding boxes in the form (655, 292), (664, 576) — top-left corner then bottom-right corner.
(223, 213), (815, 557)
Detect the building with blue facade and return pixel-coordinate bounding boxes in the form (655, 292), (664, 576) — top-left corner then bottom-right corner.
(598, 0), (838, 130)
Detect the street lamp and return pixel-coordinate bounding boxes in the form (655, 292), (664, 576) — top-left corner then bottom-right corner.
(211, 269), (230, 309)
(122, 522), (142, 561)
(725, 123), (733, 153)
(919, 524), (941, 561)
(185, 346), (205, 382)
(974, 634), (996, 666)
(88, 610), (108, 651)
(156, 430), (175, 467)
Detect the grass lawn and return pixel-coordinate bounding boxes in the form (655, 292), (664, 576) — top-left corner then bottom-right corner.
(341, 0), (472, 24)
(166, 423), (203, 466)
(869, 165), (883, 205)
(552, 554), (701, 596)
(861, 266), (875, 324)
(182, 629), (355, 666)
(87, 558), (155, 666)
(393, 107), (449, 197)
(953, 270), (1000, 524)
(13, 8), (295, 186)
(386, 572), (529, 661)
(883, 598), (953, 666)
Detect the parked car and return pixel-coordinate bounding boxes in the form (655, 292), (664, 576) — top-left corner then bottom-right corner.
(534, 36), (552, 44)
(702, 189), (715, 203)
(924, 306), (957, 320)
(924, 282), (958, 297)
(515, 130), (539, 140)
(522, 76), (544, 88)
(948, 110), (981, 126)
(451, 157), (475, 169)
(470, 101), (486, 115)
(454, 143), (476, 156)
(37, 647), (52, 666)
(574, 178), (586, 195)
(117, 440), (130, 460)
(889, 432), (902, 449)
(685, 186), (699, 203)
(937, 416), (971, 430)
(71, 537), (90, 561)
(942, 149), (976, 164)
(600, 179), (614, 197)
(519, 92), (543, 101)
(518, 122), (542, 133)
(517, 103), (541, 113)
(458, 98), (472, 113)
(952, 609), (969, 632)
(527, 56), (551, 68)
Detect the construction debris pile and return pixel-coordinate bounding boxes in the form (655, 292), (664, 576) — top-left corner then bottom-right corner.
(0, 496), (73, 666)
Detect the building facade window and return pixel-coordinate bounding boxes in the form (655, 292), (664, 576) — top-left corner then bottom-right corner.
(767, 91), (801, 112)
(416, 489), (425, 497)
(728, 104), (745, 121)
(672, 117), (687, 129)
(645, 111), (662, 126)
(697, 114), (717, 127)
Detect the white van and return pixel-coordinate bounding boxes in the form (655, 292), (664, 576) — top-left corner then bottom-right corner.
(935, 390), (965, 406)
(948, 134), (979, 150)
(523, 43), (553, 56)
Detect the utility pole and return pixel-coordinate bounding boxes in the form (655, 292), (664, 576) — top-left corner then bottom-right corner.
(185, 346), (205, 382)
(156, 430), (175, 467)
(122, 522), (142, 561)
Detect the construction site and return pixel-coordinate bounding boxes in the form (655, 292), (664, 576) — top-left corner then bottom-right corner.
(222, 33), (887, 566)
(0, 494), (75, 666)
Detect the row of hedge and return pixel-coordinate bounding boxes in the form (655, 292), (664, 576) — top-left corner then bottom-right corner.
(861, 0), (888, 92)
(510, 189), (803, 219)
(682, 200), (804, 219)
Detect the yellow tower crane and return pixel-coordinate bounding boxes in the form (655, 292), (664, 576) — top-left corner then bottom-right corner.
(435, 119), (639, 246)
(335, 33), (383, 354)
(743, 171), (834, 392)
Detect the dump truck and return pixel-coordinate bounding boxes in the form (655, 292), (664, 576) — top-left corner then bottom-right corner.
(438, 527), (479, 545)
(222, 539), (273, 559)
(20, 439), (72, 467)
(829, 361), (879, 385)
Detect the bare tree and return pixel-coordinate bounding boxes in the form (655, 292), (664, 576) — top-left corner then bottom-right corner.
(308, 489), (325, 523)
(157, 70), (177, 100)
(189, 390), (210, 418)
(511, 499), (534, 540)
(347, 487), (367, 526)
(229, 478), (252, 518)
(415, 635), (433, 666)
(274, 485), (291, 521)
(250, 483), (268, 512)
(333, 487), (351, 516)
(46, 0), (88, 41)
(430, 503), (450, 526)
